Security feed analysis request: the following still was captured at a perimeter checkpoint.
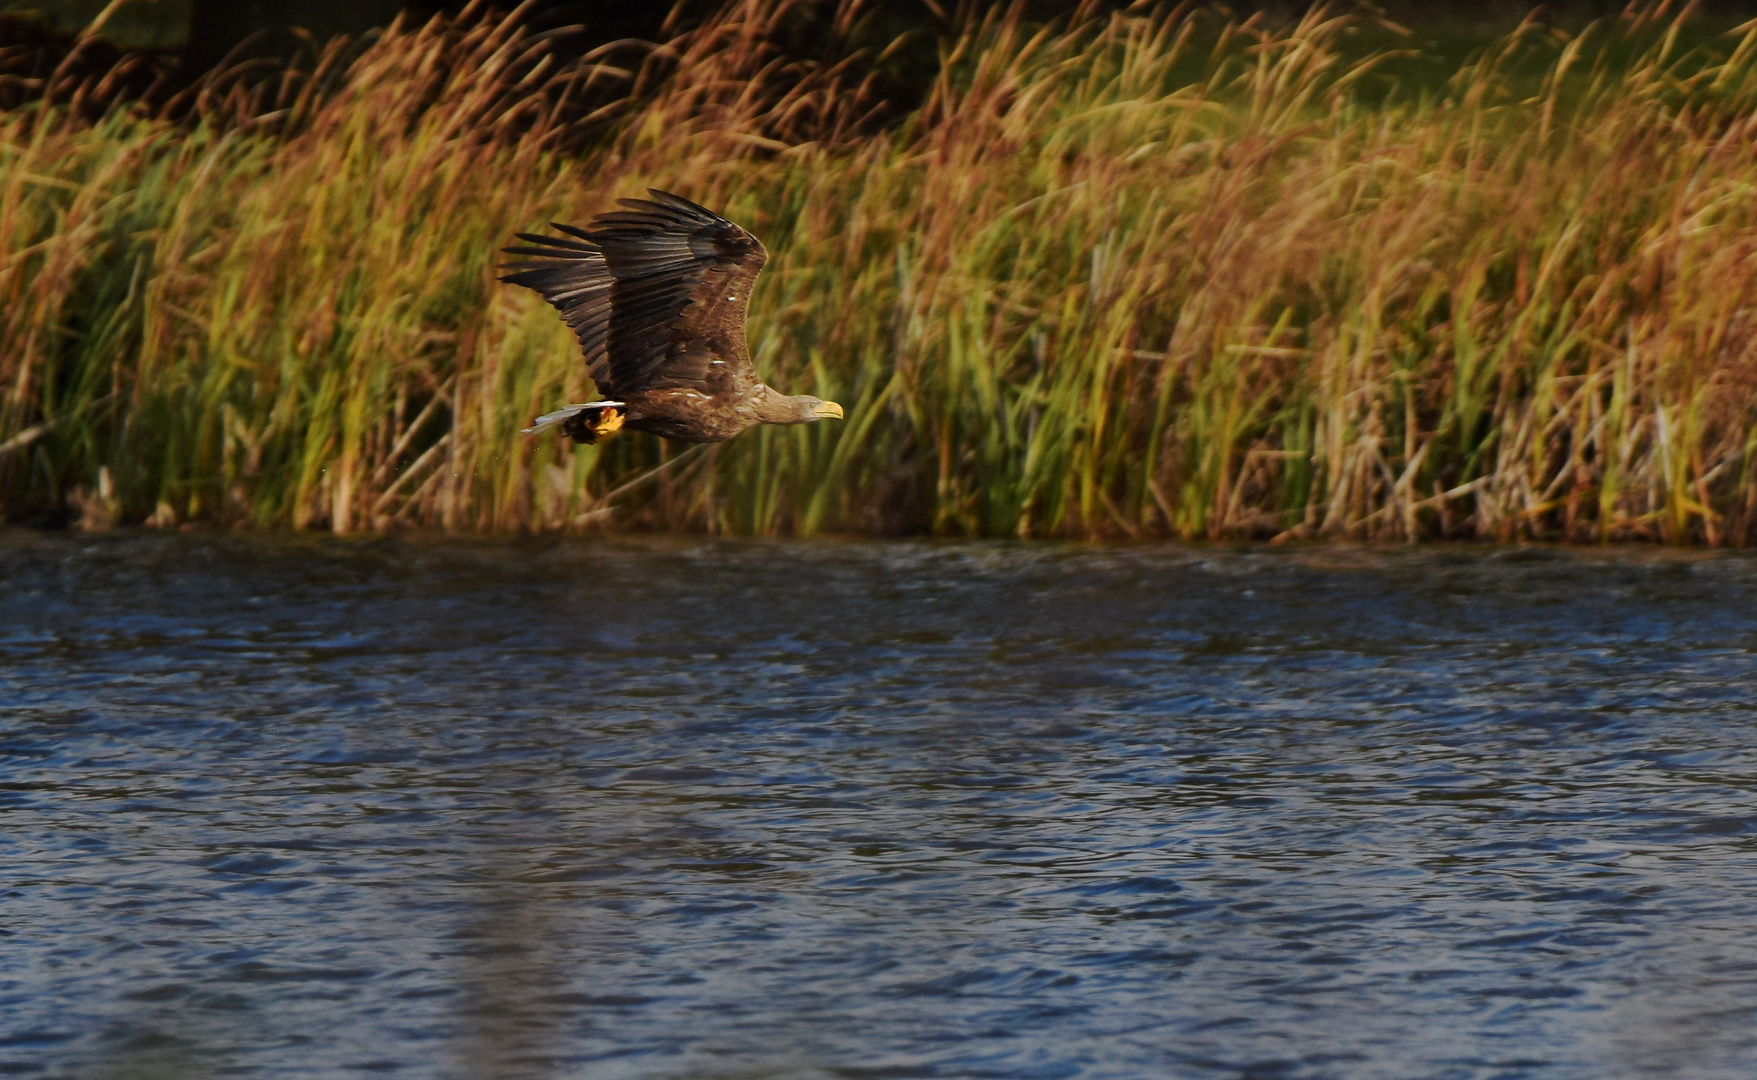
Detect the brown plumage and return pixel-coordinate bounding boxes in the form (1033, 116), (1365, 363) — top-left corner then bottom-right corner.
(501, 189), (843, 444)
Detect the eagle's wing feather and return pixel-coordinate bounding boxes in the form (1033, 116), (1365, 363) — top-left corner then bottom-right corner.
(500, 191), (770, 438)
(586, 191), (768, 399)
(499, 232), (615, 392)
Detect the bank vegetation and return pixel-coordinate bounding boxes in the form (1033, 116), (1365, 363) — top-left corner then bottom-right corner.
(5, 0), (1757, 542)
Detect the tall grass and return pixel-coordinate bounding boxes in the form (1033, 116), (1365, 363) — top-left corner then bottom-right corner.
(7, 0), (1757, 541)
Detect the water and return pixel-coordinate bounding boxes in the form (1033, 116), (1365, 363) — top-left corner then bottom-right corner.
(4, 533), (1757, 1080)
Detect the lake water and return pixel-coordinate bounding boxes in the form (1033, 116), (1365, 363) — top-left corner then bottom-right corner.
(4, 533), (1757, 1079)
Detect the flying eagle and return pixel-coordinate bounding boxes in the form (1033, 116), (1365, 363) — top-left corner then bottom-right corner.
(501, 190), (843, 444)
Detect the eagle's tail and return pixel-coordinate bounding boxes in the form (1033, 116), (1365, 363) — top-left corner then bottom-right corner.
(523, 401), (627, 444)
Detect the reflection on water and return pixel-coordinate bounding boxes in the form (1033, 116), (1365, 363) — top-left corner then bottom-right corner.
(4, 533), (1757, 1079)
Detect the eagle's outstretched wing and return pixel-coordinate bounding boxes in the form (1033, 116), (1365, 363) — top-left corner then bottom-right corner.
(500, 228), (615, 392)
(501, 190), (767, 401)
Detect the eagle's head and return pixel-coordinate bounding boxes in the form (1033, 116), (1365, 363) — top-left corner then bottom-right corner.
(767, 395), (844, 425)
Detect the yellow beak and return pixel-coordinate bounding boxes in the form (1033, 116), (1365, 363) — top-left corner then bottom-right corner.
(814, 400), (845, 420)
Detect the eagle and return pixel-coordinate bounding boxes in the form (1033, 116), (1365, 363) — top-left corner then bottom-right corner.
(501, 190), (843, 444)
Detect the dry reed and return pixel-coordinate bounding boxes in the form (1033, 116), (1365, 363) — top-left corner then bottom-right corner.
(6, 0), (1757, 542)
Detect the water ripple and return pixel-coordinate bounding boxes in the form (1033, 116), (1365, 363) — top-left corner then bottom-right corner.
(3, 534), (1757, 1078)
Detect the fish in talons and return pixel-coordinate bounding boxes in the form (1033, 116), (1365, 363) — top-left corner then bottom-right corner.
(522, 401), (626, 444)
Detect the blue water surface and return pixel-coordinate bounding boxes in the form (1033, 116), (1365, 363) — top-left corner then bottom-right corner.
(3, 533), (1756, 1079)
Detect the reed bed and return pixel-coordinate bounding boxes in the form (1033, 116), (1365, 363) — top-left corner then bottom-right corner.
(6, 1), (1757, 541)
